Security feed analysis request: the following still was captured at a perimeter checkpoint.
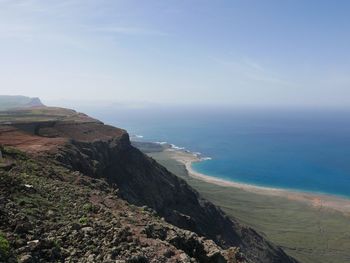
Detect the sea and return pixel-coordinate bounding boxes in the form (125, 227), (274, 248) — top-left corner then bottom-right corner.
(81, 105), (350, 198)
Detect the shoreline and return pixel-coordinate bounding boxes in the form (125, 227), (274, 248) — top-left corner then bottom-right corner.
(164, 148), (350, 215)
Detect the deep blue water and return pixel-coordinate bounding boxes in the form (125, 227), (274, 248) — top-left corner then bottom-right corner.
(81, 106), (350, 198)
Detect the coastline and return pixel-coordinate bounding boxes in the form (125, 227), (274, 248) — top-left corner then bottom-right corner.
(138, 141), (350, 262)
(165, 148), (350, 215)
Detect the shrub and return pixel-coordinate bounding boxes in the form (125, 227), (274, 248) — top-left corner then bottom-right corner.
(0, 232), (10, 258)
(82, 203), (92, 212)
(79, 216), (88, 225)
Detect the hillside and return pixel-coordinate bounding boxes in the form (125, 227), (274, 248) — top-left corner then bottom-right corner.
(0, 96), (44, 111)
(0, 107), (298, 263)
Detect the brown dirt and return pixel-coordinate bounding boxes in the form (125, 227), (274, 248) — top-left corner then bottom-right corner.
(0, 126), (67, 154)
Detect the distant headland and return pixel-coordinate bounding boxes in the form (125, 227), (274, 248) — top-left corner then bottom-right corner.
(0, 95), (44, 111)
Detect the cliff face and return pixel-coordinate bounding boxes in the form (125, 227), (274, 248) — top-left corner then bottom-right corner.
(0, 107), (298, 263)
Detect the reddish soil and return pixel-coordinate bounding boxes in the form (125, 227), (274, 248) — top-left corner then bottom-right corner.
(0, 126), (67, 154)
(0, 108), (126, 154)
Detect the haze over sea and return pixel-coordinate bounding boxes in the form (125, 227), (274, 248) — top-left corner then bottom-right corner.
(84, 106), (350, 198)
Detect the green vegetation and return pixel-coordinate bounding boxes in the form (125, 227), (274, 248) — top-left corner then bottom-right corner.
(79, 216), (88, 225)
(149, 150), (350, 263)
(83, 203), (93, 212)
(14, 191), (52, 218)
(53, 240), (61, 250)
(0, 107), (81, 124)
(2, 146), (27, 160)
(0, 232), (10, 258)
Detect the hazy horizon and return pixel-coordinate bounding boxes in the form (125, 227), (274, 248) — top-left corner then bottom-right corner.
(1, 0), (350, 108)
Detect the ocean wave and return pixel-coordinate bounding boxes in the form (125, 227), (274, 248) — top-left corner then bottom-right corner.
(155, 141), (168, 145)
(170, 144), (185, 150)
(200, 157), (212, 161)
(131, 134), (144, 139)
(166, 143), (212, 161)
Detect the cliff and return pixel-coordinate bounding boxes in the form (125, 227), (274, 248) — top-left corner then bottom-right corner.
(0, 107), (298, 263)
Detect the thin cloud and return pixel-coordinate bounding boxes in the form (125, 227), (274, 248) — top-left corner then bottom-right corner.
(89, 26), (170, 37)
(210, 55), (294, 87)
(243, 58), (264, 72)
(0, 24), (35, 40)
(0, 0), (50, 13)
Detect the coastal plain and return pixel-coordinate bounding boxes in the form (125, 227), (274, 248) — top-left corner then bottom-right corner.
(138, 144), (350, 263)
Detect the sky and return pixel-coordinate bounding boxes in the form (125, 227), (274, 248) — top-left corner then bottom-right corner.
(0, 0), (350, 108)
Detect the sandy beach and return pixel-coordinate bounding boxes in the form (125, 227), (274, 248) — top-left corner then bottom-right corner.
(165, 148), (350, 215)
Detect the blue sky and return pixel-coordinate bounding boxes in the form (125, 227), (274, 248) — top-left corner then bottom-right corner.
(1, 0), (350, 107)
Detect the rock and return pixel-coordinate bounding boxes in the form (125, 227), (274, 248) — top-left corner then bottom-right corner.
(127, 254), (148, 263)
(51, 246), (61, 259)
(14, 238), (27, 248)
(27, 240), (40, 250)
(46, 210), (55, 217)
(70, 249), (77, 256)
(179, 253), (191, 262)
(71, 222), (81, 230)
(14, 222), (32, 234)
(163, 249), (175, 258)
(87, 254), (95, 262)
(81, 227), (93, 233)
(19, 254), (32, 263)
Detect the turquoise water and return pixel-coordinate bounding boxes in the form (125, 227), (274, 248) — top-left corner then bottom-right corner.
(84, 106), (350, 198)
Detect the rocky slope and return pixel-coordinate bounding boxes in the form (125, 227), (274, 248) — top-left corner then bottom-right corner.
(0, 107), (298, 263)
(0, 147), (243, 263)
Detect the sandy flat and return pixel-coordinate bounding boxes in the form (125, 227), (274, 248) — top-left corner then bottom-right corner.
(165, 148), (350, 215)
